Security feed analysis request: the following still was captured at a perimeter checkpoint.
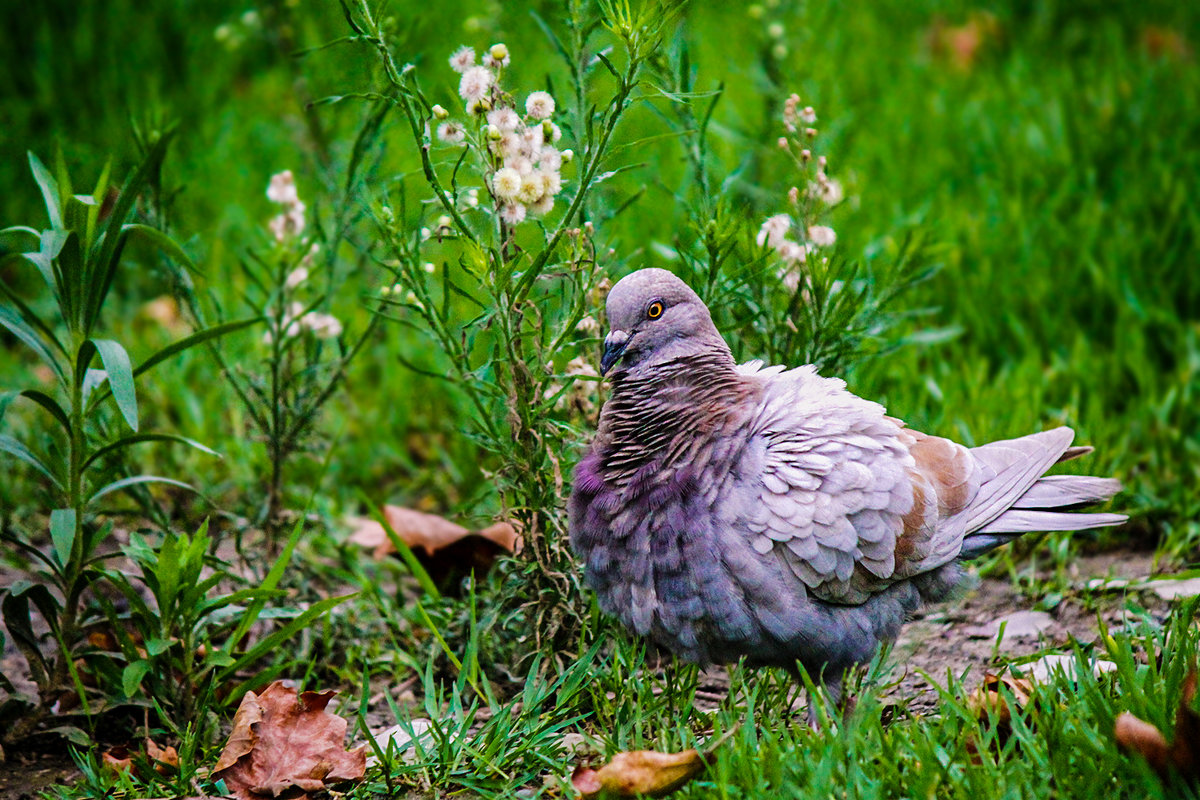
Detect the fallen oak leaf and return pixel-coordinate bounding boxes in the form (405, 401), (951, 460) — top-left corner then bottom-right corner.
(146, 738), (180, 775)
(967, 672), (1036, 728)
(348, 505), (519, 593)
(964, 672), (1039, 761)
(212, 681), (366, 800)
(572, 749), (710, 798)
(1115, 669), (1199, 784)
(103, 745), (134, 774)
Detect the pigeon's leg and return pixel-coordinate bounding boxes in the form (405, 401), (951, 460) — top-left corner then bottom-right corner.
(803, 676), (843, 731)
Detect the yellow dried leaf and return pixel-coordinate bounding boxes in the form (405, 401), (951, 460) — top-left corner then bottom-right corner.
(572, 748), (708, 798)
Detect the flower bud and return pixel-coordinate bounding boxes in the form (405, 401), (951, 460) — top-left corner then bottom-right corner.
(800, 149), (811, 162)
(777, 137), (789, 150)
(489, 43), (509, 62)
(486, 124), (502, 140)
(561, 148), (574, 164)
(805, 127), (818, 139)
(767, 22), (785, 38)
(431, 104), (449, 120)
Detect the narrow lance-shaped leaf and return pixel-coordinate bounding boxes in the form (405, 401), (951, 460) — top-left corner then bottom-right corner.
(90, 339), (138, 431)
(137, 317), (262, 379)
(0, 306), (66, 383)
(18, 390), (71, 432)
(0, 434), (63, 489)
(88, 474), (195, 506)
(49, 509), (77, 569)
(27, 152), (62, 229)
(83, 433), (221, 472)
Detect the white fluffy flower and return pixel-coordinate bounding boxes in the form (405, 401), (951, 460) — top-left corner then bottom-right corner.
(539, 169), (563, 197)
(269, 201), (306, 241)
(487, 107), (520, 132)
(264, 301), (306, 343)
(517, 175), (544, 204)
(449, 46), (475, 73)
(529, 193), (554, 216)
(812, 173), (844, 205)
(777, 240), (807, 264)
(756, 213), (792, 249)
(301, 311), (343, 340)
(807, 225), (836, 247)
(800, 106), (817, 124)
(525, 91), (555, 120)
(508, 156), (534, 176)
(436, 121), (466, 144)
(458, 66), (493, 102)
(493, 131), (522, 160)
(545, 122), (562, 142)
(267, 170), (299, 205)
(538, 147), (563, 171)
(521, 125), (544, 156)
(499, 203), (527, 225)
(492, 167), (523, 202)
(576, 315), (601, 336)
(285, 266), (308, 289)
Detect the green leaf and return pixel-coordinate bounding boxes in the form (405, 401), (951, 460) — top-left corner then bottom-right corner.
(0, 306), (66, 383)
(88, 474), (195, 505)
(224, 517), (306, 653)
(144, 637), (172, 657)
(135, 317), (261, 379)
(88, 127), (177, 329)
(0, 434), (62, 489)
(18, 390), (70, 432)
(90, 339), (138, 431)
(83, 433), (220, 472)
(0, 225), (41, 240)
(49, 508), (76, 568)
(122, 660), (150, 698)
(27, 152), (62, 229)
(120, 223), (197, 272)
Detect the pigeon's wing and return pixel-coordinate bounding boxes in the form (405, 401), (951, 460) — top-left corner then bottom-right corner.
(740, 364), (978, 604)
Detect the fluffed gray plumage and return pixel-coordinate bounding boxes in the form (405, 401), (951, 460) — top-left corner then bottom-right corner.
(568, 268), (1125, 704)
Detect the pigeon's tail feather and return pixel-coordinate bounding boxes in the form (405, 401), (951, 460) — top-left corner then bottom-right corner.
(956, 428), (1125, 561)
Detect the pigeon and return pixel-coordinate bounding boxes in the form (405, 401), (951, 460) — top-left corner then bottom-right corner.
(568, 268), (1125, 713)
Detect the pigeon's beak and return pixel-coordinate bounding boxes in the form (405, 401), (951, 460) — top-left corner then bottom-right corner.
(599, 330), (630, 376)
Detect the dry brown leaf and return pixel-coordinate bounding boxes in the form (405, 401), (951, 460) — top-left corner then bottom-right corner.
(572, 749), (708, 798)
(927, 11), (1002, 71)
(348, 505), (519, 592)
(103, 746), (133, 774)
(212, 681), (366, 800)
(1115, 669), (1200, 784)
(1141, 26), (1192, 62)
(968, 672), (1036, 727)
(146, 739), (180, 775)
(138, 296), (187, 335)
(964, 672), (1039, 761)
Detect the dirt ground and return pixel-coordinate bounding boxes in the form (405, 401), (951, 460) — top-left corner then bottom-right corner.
(0, 547), (1186, 795)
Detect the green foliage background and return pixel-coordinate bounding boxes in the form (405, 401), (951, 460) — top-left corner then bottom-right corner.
(1, 0), (1197, 550)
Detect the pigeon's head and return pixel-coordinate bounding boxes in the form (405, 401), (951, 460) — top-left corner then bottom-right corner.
(600, 268), (725, 375)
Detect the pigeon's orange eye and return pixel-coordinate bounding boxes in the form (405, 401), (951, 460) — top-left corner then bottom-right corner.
(646, 301), (664, 319)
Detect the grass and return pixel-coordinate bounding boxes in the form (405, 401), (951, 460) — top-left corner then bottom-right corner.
(1, 0), (1199, 797)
